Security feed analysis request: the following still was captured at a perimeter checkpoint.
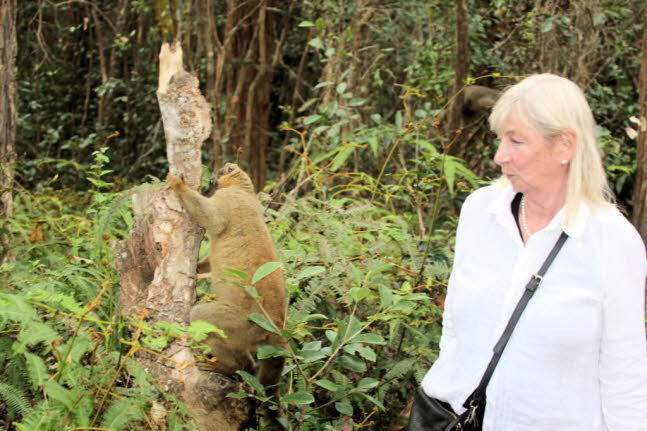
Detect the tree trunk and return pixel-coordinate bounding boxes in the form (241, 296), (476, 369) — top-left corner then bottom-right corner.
(632, 8), (647, 245)
(113, 42), (248, 431)
(446, 0), (468, 152)
(0, 0), (16, 265)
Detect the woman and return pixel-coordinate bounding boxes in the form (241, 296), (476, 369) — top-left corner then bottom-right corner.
(415, 74), (647, 430)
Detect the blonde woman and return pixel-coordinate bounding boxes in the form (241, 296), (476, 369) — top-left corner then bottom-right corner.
(409, 74), (647, 431)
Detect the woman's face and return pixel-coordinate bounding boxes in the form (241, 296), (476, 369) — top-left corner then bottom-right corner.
(494, 111), (570, 197)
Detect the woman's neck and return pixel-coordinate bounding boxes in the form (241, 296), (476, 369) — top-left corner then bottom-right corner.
(521, 185), (567, 238)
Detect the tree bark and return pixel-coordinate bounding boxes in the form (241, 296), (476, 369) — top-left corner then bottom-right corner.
(0, 0), (16, 265)
(113, 42), (248, 431)
(446, 0), (468, 152)
(632, 8), (647, 245)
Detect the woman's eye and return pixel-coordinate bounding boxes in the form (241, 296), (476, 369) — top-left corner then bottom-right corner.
(511, 139), (523, 145)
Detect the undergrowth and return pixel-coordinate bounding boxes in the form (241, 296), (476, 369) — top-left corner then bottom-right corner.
(1, 89), (479, 429)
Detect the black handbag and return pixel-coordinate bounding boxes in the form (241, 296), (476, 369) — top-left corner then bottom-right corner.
(406, 232), (569, 431)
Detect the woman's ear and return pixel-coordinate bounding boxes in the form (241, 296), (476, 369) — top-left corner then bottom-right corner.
(558, 128), (577, 161)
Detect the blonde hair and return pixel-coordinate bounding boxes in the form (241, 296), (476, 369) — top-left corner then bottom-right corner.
(489, 73), (613, 225)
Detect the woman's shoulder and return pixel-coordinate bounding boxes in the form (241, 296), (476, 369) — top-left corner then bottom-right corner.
(589, 204), (645, 254)
(461, 183), (508, 213)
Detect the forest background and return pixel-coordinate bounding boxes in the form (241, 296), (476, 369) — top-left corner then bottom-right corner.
(1, 0), (646, 430)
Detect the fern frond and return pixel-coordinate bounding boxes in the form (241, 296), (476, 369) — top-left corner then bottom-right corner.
(3, 354), (29, 391)
(0, 382), (32, 417)
(99, 398), (143, 430)
(0, 293), (39, 325)
(24, 352), (49, 390)
(14, 322), (59, 354)
(14, 401), (63, 431)
(27, 289), (85, 315)
(383, 357), (417, 381)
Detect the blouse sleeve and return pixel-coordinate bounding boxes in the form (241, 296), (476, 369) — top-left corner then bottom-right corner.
(599, 221), (647, 430)
(438, 194), (475, 352)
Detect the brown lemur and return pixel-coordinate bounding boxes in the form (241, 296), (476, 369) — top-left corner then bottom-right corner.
(167, 163), (287, 397)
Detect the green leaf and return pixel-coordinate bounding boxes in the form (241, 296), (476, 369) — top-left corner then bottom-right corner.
(315, 18), (325, 33)
(298, 98), (318, 112)
(356, 345), (377, 361)
(368, 136), (379, 157)
(340, 315), (362, 342)
(325, 330), (338, 344)
(357, 377), (380, 390)
(444, 157), (457, 196)
(349, 287), (370, 302)
(330, 146), (353, 172)
(282, 391), (315, 405)
(335, 399), (353, 416)
(299, 349), (327, 363)
(298, 21), (315, 27)
(296, 266), (325, 280)
(257, 344), (287, 359)
(365, 263), (394, 281)
(226, 392), (249, 399)
(244, 285), (260, 301)
(540, 19), (554, 33)
(220, 267), (248, 281)
(336, 82), (347, 95)
(308, 37), (324, 50)
(338, 355), (367, 373)
(357, 392), (386, 410)
(353, 333), (386, 344)
(314, 81), (334, 89)
(302, 341), (322, 351)
(379, 285), (394, 308)
(348, 98), (365, 107)
(403, 293), (431, 302)
(236, 370), (265, 393)
(188, 320), (227, 341)
(304, 114), (322, 125)
(248, 313), (280, 334)
(315, 379), (341, 391)
(251, 261), (282, 285)
(391, 299), (416, 312)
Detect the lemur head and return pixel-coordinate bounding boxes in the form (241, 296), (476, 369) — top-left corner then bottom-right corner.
(216, 163), (255, 193)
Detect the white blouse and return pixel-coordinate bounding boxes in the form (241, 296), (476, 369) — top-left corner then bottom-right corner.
(421, 184), (647, 431)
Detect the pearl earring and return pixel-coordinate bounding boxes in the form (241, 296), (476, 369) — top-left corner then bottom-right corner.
(561, 160), (568, 165)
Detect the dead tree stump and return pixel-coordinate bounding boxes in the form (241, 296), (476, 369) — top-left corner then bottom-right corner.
(113, 41), (249, 431)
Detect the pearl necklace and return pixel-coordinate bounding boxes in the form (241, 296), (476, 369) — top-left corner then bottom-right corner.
(520, 196), (531, 238)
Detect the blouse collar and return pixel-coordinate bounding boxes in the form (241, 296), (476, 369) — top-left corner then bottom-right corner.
(486, 184), (589, 240)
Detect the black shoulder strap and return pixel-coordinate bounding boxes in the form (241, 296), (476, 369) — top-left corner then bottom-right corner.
(463, 231), (569, 408)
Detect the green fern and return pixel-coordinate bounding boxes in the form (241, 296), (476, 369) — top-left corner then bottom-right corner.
(2, 354), (29, 393)
(23, 353), (49, 391)
(14, 401), (63, 431)
(0, 382), (32, 417)
(99, 398), (143, 430)
(0, 293), (39, 325)
(14, 322), (59, 354)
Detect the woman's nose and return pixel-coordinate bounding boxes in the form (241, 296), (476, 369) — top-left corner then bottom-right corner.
(494, 141), (509, 166)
